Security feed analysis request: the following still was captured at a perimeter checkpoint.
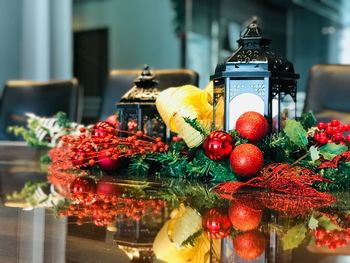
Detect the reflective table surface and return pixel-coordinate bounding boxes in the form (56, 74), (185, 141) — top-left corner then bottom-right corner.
(1, 143), (350, 263)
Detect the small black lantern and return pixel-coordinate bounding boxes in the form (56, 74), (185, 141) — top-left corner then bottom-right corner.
(210, 21), (299, 133)
(116, 65), (167, 139)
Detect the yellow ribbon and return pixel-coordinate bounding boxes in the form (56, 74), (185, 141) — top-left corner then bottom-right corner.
(156, 85), (213, 148)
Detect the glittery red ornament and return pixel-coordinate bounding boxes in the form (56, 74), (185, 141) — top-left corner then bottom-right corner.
(229, 143), (264, 177)
(236, 111), (268, 142)
(203, 131), (233, 160)
(228, 197), (263, 231)
(202, 208), (232, 239)
(70, 176), (96, 204)
(233, 230), (266, 260)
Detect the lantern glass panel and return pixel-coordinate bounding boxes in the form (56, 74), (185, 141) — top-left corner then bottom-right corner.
(272, 94), (280, 132)
(117, 108), (139, 133)
(280, 93), (296, 129)
(141, 107), (165, 138)
(213, 83), (225, 130)
(230, 93), (264, 131)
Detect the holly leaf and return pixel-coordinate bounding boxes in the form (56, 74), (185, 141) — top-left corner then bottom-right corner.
(283, 120), (308, 148)
(308, 215), (319, 230)
(319, 143), (347, 161)
(300, 111), (317, 130)
(309, 146), (320, 162)
(281, 223), (307, 250)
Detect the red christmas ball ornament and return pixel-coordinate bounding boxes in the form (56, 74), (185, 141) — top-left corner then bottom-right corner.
(228, 198), (263, 231)
(203, 131), (234, 160)
(105, 114), (120, 129)
(92, 121), (116, 138)
(233, 230), (266, 260)
(230, 143), (264, 178)
(202, 208), (232, 239)
(97, 149), (120, 172)
(70, 176), (96, 203)
(96, 176), (120, 197)
(236, 111), (268, 142)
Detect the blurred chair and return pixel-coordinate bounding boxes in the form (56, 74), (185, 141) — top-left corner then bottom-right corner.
(303, 64), (350, 123)
(99, 69), (199, 120)
(0, 79), (83, 140)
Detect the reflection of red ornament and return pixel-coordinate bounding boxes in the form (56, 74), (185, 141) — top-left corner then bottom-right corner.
(202, 208), (231, 239)
(96, 176), (119, 197)
(97, 149), (120, 172)
(229, 143), (264, 177)
(236, 111), (268, 142)
(70, 177), (96, 203)
(228, 198), (262, 231)
(233, 230), (266, 260)
(203, 131), (233, 160)
(127, 119), (138, 132)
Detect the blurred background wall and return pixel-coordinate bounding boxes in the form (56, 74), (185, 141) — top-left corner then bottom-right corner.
(0, 0), (348, 120)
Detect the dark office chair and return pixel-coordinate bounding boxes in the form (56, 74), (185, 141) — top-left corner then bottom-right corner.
(303, 64), (350, 123)
(99, 69), (199, 120)
(0, 79), (83, 140)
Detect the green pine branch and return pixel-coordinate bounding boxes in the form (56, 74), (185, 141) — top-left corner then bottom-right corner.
(181, 229), (203, 247)
(183, 117), (208, 136)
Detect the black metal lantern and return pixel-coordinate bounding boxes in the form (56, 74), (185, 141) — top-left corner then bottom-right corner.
(210, 21), (299, 133)
(116, 65), (167, 139)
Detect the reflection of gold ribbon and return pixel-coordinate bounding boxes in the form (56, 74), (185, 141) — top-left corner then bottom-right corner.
(156, 85), (213, 148)
(153, 204), (221, 263)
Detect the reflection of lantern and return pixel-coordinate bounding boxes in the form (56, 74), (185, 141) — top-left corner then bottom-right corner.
(116, 65), (167, 139)
(210, 21), (299, 133)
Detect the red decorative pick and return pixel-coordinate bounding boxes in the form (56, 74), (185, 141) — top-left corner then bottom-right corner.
(319, 151), (350, 169)
(213, 163), (336, 205)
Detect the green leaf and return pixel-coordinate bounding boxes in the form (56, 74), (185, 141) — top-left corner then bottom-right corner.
(319, 143), (348, 161)
(317, 215), (340, 231)
(308, 215), (319, 230)
(309, 146), (320, 162)
(300, 111), (317, 130)
(281, 223), (307, 250)
(283, 120), (308, 148)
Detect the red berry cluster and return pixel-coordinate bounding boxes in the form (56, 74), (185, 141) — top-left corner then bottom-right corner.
(61, 121), (168, 171)
(313, 120), (350, 145)
(57, 196), (166, 226)
(314, 227), (350, 250)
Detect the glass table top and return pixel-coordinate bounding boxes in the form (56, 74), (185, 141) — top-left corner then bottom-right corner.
(1, 143), (350, 263)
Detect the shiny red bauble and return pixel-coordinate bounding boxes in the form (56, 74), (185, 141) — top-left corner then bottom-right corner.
(236, 111), (268, 142)
(202, 208), (232, 239)
(233, 230), (266, 260)
(97, 149), (120, 172)
(105, 114), (120, 129)
(203, 131), (234, 160)
(228, 198), (263, 231)
(230, 143), (264, 178)
(92, 121), (116, 138)
(70, 176), (96, 203)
